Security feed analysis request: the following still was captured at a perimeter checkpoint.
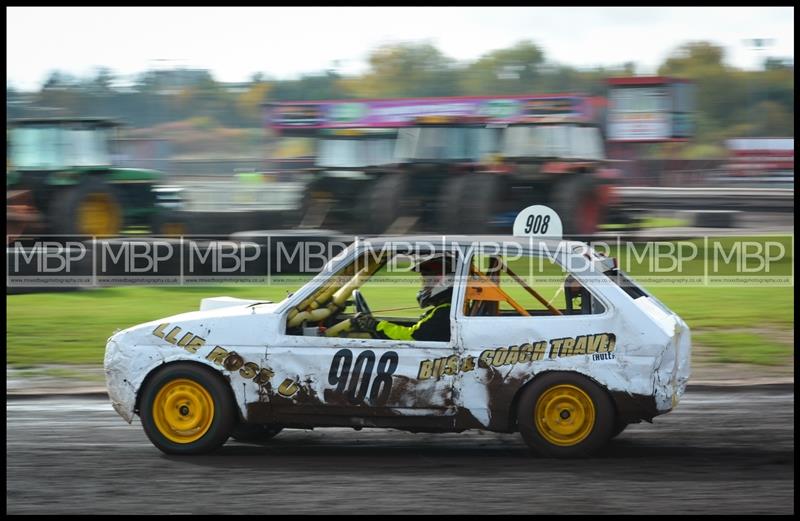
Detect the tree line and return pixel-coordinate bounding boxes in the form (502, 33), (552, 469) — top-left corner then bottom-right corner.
(6, 40), (794, 149)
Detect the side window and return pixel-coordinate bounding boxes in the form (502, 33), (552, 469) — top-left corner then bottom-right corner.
(284, 249), (458, 339)
(284, 250), (387, 336)
(463, 252), (605, 317)
(356, 253), (427, 321)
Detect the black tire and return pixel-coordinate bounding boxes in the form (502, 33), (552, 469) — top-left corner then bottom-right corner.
(551, 175), (603, 238)
(49, 176), (123, 237)
(455, 174), (500, 235)
(437, 176), (468, 234)
(517, 372), (615, 458)
(299, 176), (334, 229)
(139, 363), (237, 455)
(358, 174), (407, 235)
(231, 424), (284, 444)
(610, 419), (629, 439)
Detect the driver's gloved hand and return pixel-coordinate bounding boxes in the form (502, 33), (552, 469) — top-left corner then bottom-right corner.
(350, 312), (378, 333)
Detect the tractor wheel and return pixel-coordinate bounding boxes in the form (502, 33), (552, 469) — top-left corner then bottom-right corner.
(50, 177), (123, 237)
(358, 174), (407, 235)
(517, 372), (615, 458)
(437, 176), (468, 234)
(456, 174), (500, 235)
(299, 176), (335, 229)
(552, 175), (603, 238)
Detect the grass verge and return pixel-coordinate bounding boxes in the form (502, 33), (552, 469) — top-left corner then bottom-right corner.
(7, 284), (794, 367)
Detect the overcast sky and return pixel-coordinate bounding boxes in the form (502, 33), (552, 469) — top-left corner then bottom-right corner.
(6, 6), (795, 90)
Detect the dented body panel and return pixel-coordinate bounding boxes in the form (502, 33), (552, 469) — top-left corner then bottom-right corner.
(105, 236), (691, 436)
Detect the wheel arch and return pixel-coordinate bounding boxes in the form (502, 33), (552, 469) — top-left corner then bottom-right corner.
(134, 359), (242, 421)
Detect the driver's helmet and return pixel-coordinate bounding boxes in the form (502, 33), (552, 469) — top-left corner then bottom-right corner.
(412, 254), (457, 308)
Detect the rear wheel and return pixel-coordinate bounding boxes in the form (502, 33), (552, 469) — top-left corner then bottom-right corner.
(139, 363), (236, 455)
(517, 372), (614, 458)
(50, 177), (123, 237)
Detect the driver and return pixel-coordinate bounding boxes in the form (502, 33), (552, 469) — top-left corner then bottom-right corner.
(350, 254), (455, 342)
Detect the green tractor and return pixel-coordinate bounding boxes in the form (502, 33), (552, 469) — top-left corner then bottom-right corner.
(7, 118), (183, 238)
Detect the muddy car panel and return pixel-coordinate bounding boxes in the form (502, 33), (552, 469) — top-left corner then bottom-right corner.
(105, 302), (279, 423)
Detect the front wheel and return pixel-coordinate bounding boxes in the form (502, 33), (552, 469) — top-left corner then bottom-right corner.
(139, 363), (236, 455)
(517, 372), (614, 458)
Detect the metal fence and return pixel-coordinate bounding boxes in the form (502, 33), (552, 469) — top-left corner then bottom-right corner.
(176, 180), (307, 212)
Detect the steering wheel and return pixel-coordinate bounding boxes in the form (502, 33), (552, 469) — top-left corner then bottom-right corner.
(352, 289), (372, 316)
(323, 290), (372, 338)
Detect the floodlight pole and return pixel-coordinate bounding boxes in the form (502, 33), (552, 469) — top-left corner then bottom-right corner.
(742, 38), (774, 137)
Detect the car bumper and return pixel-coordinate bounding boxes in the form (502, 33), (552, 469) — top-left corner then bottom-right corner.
(104, 336), (138, 424)
(653, 317), (692, 413)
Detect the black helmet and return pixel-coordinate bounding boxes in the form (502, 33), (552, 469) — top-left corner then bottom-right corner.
(413, 254), (456, 308)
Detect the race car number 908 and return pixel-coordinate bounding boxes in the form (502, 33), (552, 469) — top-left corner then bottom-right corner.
(328, 349), (399, 405)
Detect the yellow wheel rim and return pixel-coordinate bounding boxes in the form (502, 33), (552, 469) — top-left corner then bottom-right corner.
(77, 192), (121, 236)
(535, 384), (595, 446)
(152, 378), (215, 444)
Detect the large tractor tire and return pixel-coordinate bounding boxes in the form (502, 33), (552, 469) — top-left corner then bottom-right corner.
(552, 175), (603, 238)
(437, 176), (468, 234)
(357, 174), (407, 235)
(452, 174), (501, 235)
(50, 176), (123, 237)
(299, 176), (336, 229)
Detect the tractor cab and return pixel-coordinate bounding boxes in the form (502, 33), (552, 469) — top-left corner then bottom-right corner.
(315, 128), (398, 171)
(394, 115), (500, 165)
(501, 118), (606, 163)
(9, 118), (117, 171)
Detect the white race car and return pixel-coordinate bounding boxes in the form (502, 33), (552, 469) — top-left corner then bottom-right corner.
(105, 236), (691, 458)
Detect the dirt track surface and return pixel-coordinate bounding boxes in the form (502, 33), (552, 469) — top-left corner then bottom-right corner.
(6, 389), (794, 515)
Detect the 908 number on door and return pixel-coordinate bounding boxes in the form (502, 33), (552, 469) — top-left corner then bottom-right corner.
(328, 349), (398, 406)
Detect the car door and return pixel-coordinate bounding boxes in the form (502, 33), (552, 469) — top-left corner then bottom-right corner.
(453, 246), (622, 431)
(265, 246), (463, 424)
